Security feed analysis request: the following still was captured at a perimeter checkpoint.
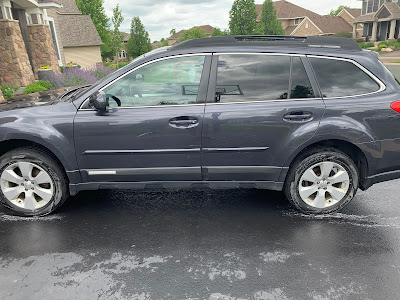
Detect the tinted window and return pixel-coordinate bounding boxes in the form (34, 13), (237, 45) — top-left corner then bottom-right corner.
(216, 55), (291, 102)
(310, 57), (380, 98)
(104, 56), (205, 107)
(291, 57), (314, 99)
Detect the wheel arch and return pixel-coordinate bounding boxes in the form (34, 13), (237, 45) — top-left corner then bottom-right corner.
(0, 139), (80, 185)
(283, 139), (370, 190)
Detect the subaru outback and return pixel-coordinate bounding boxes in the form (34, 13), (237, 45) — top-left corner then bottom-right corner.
(1, 35), (399, 216)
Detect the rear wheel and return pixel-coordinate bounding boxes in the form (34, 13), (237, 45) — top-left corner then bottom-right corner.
(0, 148), (69, 216)
(284, 147), (358, 214)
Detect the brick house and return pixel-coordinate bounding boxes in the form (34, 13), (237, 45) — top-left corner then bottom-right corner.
(256, 0), (353, 37)
(168, 25), (214, 46)
(0, 0), (103, 88)
(353, 1), (400, 41)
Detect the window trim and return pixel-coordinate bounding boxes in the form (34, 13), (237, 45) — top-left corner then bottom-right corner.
(206, 52), (321, 105)
(79, 53), (212, 110)
(307, 55), (386, 99)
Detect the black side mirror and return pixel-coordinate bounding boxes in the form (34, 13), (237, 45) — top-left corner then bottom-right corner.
(89, 91), (107, 111)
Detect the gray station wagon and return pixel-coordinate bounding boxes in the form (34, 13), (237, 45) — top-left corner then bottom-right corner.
(1, 35), (400, 216)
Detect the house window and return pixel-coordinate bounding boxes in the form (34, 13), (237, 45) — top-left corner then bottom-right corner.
(49, 20), (61, 61)
(294, 18), (300, 25)
(119, 50), (126, 59)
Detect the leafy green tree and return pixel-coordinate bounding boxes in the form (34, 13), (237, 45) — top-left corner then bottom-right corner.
(170, 29), (176, 36)
(110, 4), (124, 68)
(127, 17), (152, 58)
(75, 0), (113, 59)
(229, 0), (257, 35)
(160, 38), (169, 47)
(211, 28), (230, 37)
(256, 0), (285, 35)
(178, 27), (207, 42)
(330, 5), (349, 16)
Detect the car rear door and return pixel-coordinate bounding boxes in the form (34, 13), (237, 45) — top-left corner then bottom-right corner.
(74, 54), (211, 184)
(201, 53), (325, 185)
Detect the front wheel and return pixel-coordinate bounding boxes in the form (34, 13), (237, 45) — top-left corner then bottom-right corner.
(0, 147), (69, 216)
(284, 147), (359, 214)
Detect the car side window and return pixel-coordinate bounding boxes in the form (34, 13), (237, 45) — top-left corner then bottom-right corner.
(290, 57), (315, 99)
(104, 56), (206, 108)
(215, 55), (291, 103)
(309, 57), (381, 98)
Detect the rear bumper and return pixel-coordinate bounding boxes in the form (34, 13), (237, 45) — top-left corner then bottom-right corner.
(361, 170), (400, 190)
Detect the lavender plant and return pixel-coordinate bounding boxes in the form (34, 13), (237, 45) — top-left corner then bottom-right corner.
(46, 65), (114, 89)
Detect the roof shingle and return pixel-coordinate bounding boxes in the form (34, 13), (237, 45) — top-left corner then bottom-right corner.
(308, 15), (353, 34)
(58, 14), (103, 47)
(256, 0), (320, 22)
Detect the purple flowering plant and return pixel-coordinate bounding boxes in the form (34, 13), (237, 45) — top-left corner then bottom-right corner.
(46, 65), (114, 89)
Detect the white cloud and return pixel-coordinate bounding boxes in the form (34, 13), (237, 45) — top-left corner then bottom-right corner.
(103, 0), (361, 42)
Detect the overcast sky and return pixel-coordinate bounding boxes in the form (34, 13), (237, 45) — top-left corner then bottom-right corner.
(103, 0), (361, 42)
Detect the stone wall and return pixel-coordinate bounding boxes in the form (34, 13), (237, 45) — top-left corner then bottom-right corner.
(294, 19), (322, 36)
(0, 20), (35, 87)
(27, 24), (60, 79)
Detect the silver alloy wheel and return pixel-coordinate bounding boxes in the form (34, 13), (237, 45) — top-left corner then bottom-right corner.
(0, 162), (54, 211)
(298, 161), (350, 209)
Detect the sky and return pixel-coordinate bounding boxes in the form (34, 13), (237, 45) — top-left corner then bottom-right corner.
(103, 0), (361, 42)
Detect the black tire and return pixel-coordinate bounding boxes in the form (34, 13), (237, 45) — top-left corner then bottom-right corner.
(284, 146), (359, 214)
(0, 147), (69, 217)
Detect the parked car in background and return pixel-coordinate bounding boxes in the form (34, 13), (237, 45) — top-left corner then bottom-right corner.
(1, 36), (400, 216)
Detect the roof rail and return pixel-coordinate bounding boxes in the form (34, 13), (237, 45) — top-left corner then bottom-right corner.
(170, 35), (361, 52)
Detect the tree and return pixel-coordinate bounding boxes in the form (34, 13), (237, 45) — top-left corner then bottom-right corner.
(75, 0), (112, 60)
(170, 29), (176, 36)
(178, 27), (207, 42)
(211, 28), (230, 37)
(330, 5), (349, 16)
(229, 0), (257, 35)
(256, 0), (285, 35)
(160, 38), (169, 47)
(127, 17), (152, 59)
(110, 4), (124, 68)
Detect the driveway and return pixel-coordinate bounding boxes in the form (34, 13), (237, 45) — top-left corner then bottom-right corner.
(1, 180), (400, 299)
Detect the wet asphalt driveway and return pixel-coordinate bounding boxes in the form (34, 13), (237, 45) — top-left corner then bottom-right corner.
(1, 180), (400, 300)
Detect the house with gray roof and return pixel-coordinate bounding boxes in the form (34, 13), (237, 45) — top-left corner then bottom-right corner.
(353, 1), (400, 41)
(0, 0), (103, 88)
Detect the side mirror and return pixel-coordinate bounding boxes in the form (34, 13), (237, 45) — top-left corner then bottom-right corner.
(89, 91), (107, 111)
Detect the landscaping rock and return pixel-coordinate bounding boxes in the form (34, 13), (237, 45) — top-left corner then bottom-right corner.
(382, 48), (394, 52)
(0, 89), (4, 102)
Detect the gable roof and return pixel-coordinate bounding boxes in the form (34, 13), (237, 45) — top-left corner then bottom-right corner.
(123, 33), (130, 42)
(49, 0), (103, 48)
(308, 15), (353, 35)
(168, 25), (214, 40)
(343, 8), (362, 18)
(256, 0), (320, 22)
(55, 0), (81, 14)
(354, 2), (400, 23)
(58, 14), (103, 47)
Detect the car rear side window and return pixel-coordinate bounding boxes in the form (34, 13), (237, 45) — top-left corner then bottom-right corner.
(309, 57), (381, 98)
(290, 57), (314, 99)
(215, 54), (315, 103)
(216, 55), (291, 102)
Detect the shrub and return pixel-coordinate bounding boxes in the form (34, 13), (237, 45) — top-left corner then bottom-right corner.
(359, 42), (368, 49)
(0, 85), (19, 99)
(378, 41), (388, 47)
(104, 61), (130, 70)
(378, 44), (387, 50)
(332, 32), (352, 38)
(45, 65), (114, 89)
(366, 42), (375, 48)
(23, 80), (52, 94)
(387, 40), (398, 47)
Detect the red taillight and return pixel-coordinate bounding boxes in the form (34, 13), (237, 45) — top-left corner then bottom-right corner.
(391, 101), (400, 113)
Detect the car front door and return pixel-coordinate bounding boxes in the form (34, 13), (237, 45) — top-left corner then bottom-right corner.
(74, 54), (211, 184)
(201, 53), (325, 184)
